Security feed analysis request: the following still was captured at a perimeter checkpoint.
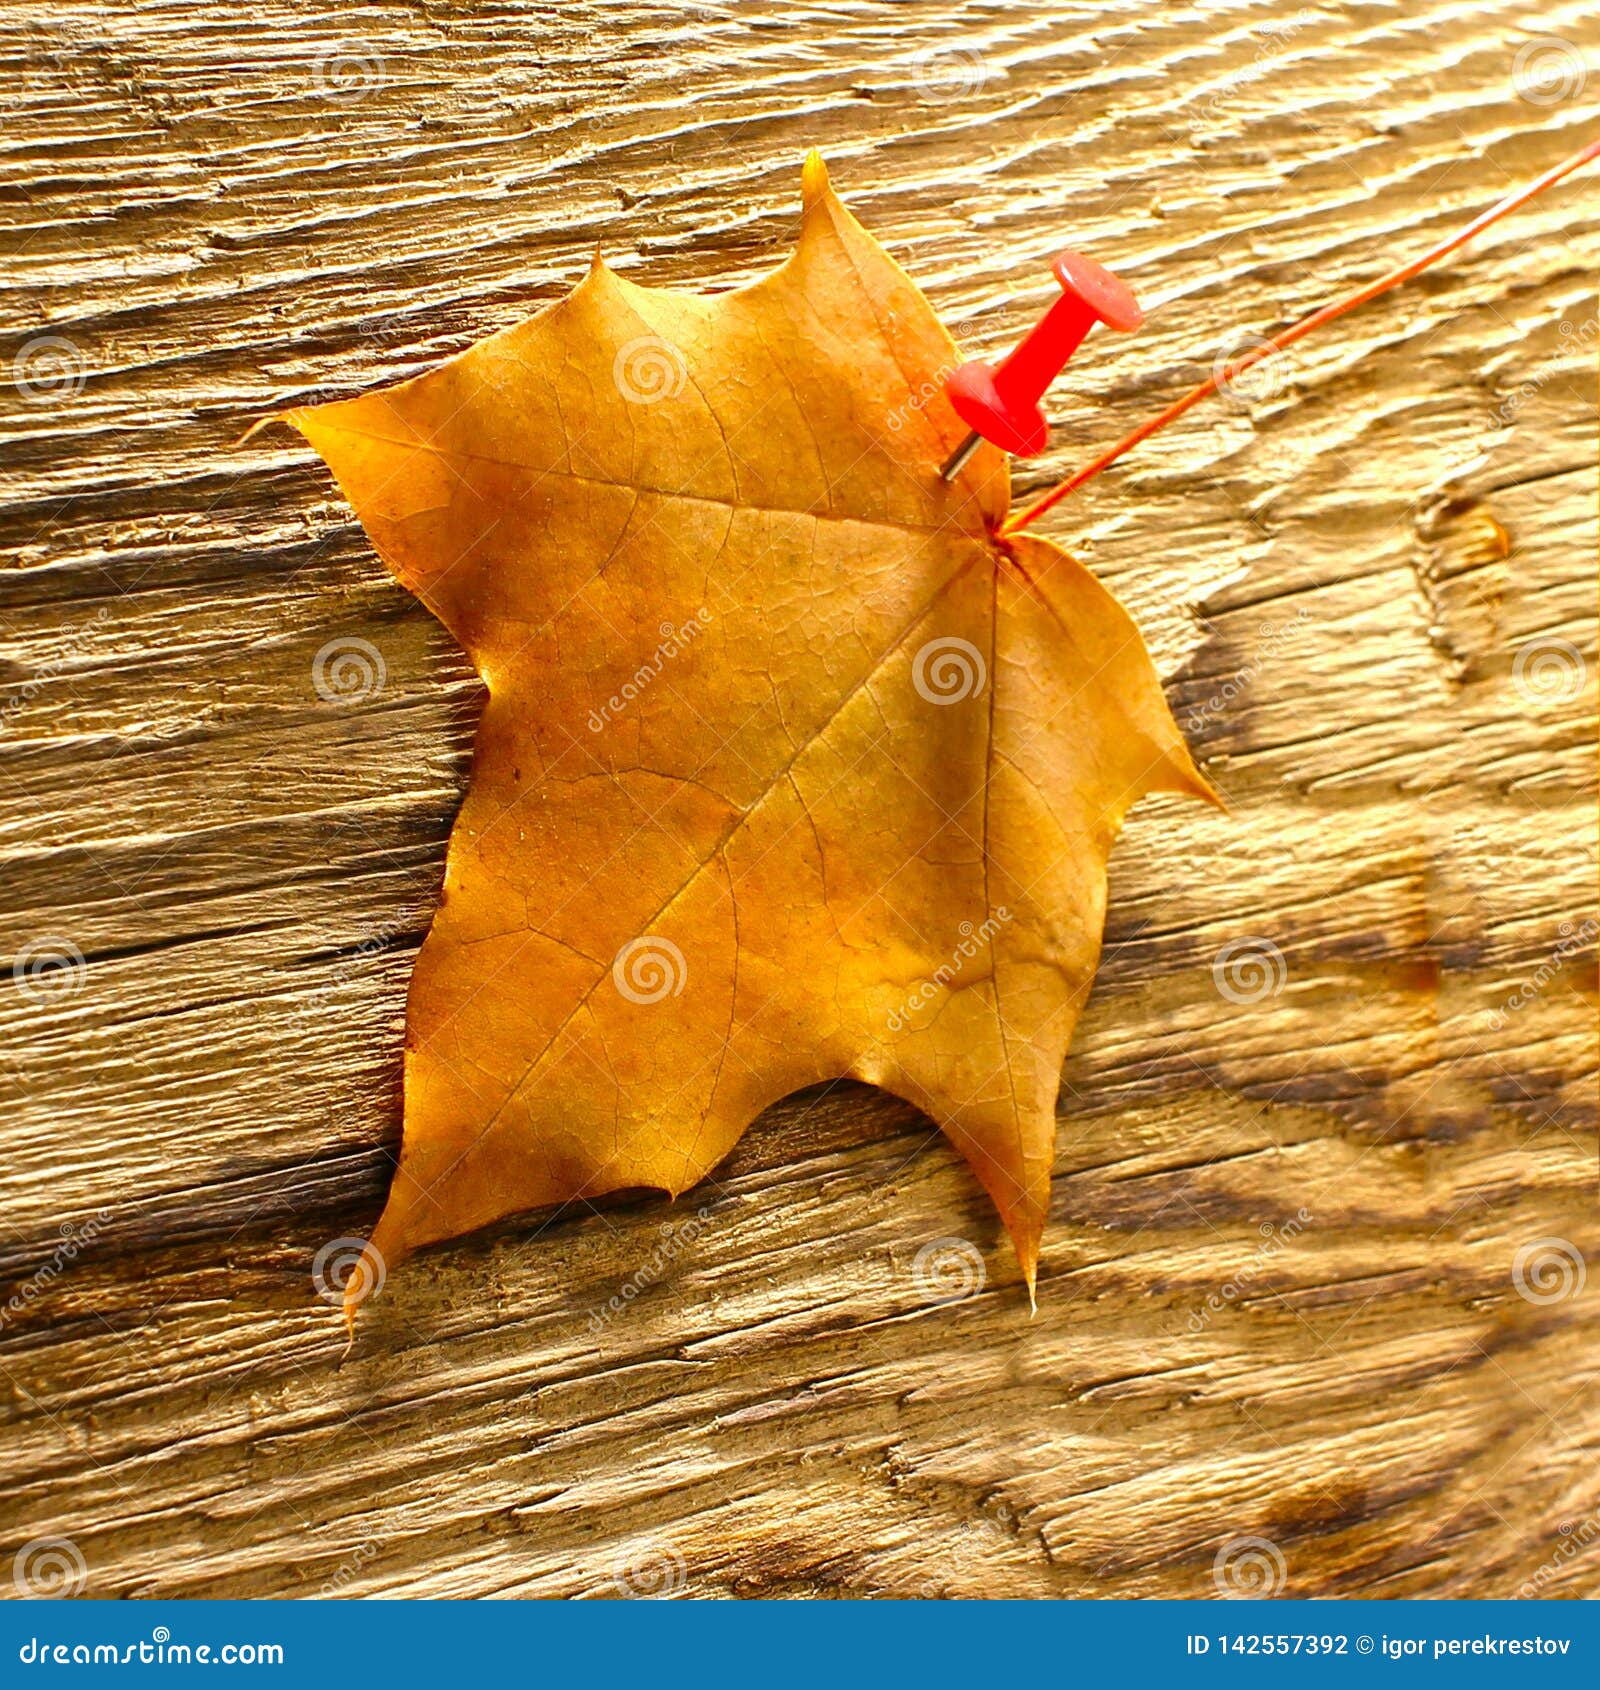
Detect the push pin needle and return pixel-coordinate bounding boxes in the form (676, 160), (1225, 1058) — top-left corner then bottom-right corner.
(939, 251), (1144, 482)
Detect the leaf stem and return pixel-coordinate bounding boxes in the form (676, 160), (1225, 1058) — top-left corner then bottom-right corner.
(999, 131), (1600, 538)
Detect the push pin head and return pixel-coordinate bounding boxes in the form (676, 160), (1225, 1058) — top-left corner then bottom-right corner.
(940, 251), (1143, 481)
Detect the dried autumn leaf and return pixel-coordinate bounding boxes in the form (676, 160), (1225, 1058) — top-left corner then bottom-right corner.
(289, 153), (1214, 1311)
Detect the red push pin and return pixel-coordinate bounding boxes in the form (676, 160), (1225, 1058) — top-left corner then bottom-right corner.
(939, 251), (1144, 482)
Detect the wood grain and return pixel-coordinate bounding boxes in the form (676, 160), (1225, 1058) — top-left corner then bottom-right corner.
(1, 0), (1596, 1600)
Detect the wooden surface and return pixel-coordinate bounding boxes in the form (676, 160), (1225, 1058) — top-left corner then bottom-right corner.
(2, 0), (1597, 1601)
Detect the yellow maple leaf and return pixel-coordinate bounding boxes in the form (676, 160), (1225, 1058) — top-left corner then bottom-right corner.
(289, 153), (1215, 1314)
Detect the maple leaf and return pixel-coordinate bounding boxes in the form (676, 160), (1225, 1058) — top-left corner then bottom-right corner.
(289, 153), (1214, 1310)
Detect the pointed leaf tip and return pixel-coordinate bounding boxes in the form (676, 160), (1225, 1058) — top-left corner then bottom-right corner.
(801, 149), (831, 210)
(340, 1242), (385, 1331)
(233, 413), (288, 449)
(1021, 1249), (1039, 1310)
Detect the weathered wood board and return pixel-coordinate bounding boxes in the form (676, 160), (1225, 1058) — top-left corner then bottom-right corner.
(1, 0), (1596, 1600)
